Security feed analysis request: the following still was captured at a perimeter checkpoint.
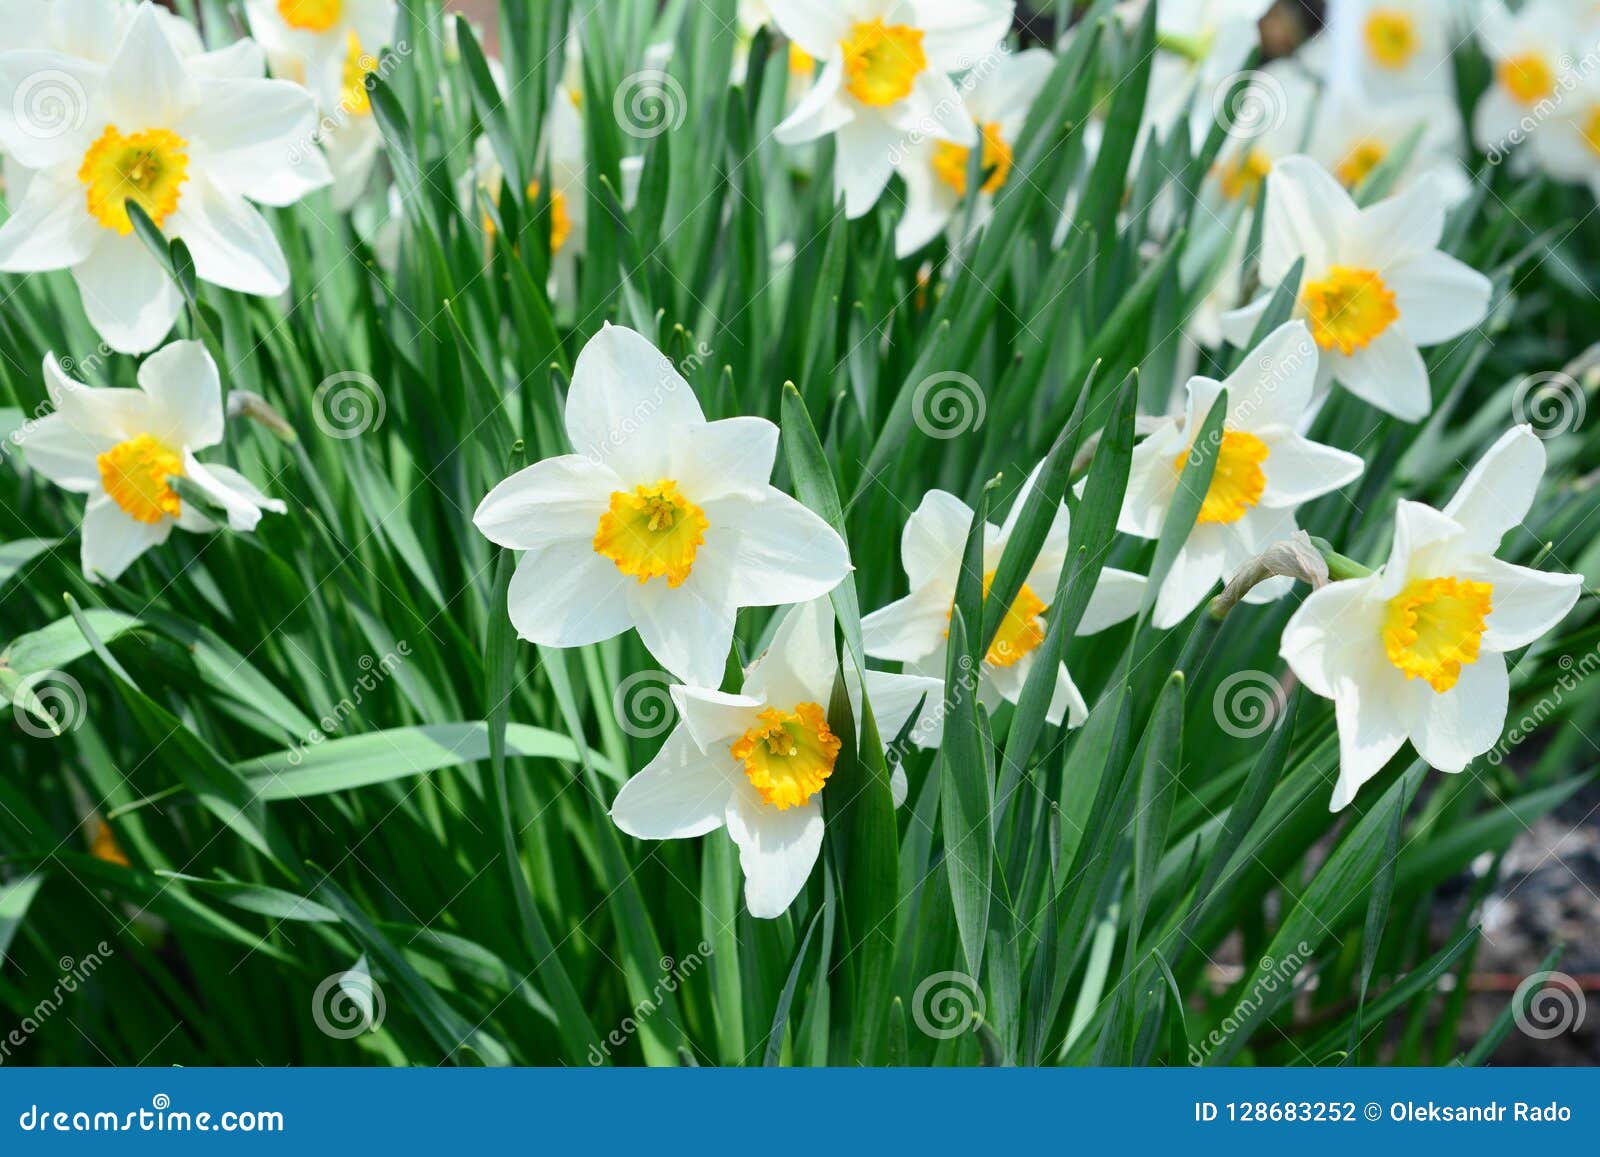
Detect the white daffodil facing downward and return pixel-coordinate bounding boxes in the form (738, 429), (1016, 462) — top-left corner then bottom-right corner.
(473, 325), (851, 687)
(768, 0), (1015, 217)
(861, 466), (1146, 728)
(1119, 321), (1366, 629)
(15, 342), (286, 581)
(0, 2), (331, 353)
(610, 597), (941, 918)
(893, 46), (1052, 257)
(1281, 426), (1583, 810)
(245, 0), (397, 211)
(1221, 156), (1492, 422)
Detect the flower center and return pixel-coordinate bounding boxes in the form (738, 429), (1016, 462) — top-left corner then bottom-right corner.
(1498, 51), (1556, 104)
(839, 19), (926, 107)
(1363, 9), (1418, 69)
(592, 479), (708, 588)
(982, 571), (1047, 668)
(931, 121), (1014, 197)
(731, 702), (840, 810)
(1216, 146), (1272, 201)
(97, 434), (184, 524)
(1334, 138), (1387, 188)
(1174, 429), (1270, 526)
(278, 0), (341, 32)
(1301, 265), (1399, 355)
(1382, 576), (1493, 693)
(78, 126), (189, 235)
(340, 30), (377, 116)
(526, 179), (573, 254)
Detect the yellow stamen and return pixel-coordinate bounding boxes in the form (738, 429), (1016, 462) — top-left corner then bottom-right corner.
(1364, 9), (1419, 69)
(277, 0), (340, 32)
(1382, 576), (1493, 692)
(1215, 146), (1272, 201)
(1334, 138), (1387, 188)
(1174, 429), (1270, 526)
(91, 819), (129, 867)
(593, 479), (708, 587)
(731, 702), (840, 810)
(97, 434), (184, 524)
(340, 29), (378, 116)
(78, 126), (189, 235)
(931, 121), (1014, 197)
(1498, 51), (1556, 105)
(1301, 266), (1399, 355)
(525, 179), (573, 254)
(947, 571), (1049, 668)
(840, 19), (926, 107)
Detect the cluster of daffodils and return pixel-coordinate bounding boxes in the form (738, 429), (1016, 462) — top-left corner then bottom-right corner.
(0, 0), (331, 351)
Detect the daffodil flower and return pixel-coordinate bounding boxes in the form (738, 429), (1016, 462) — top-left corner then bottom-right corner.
(0, 2), (331, 353)
(892, 46), (1052, 257)
(1120, 321), (1366, 629)
(473, 324), (851, 687)
(861, 465), (1145, 728)
(1220, 155), (1492, 422)
(1145, 0), (1275, 148)
(14, 342), (287, 582)
(767, 0), (1015, 218)
(1281, 425), (1584, 810)
(1472, 0), (1583, 162)
(245, 0), (396, 211)
(610, 597), (940, 918)
(1313, 0), (1457, 101)
(2, 0), (205, 61)
(1306, 86), (1468, 203)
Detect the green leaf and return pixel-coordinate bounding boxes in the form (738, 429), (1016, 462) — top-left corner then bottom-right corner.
(940, 609), (993, 978)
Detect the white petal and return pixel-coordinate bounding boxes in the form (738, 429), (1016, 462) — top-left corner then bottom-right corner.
(861, 583), (950, 662)
(833, 110), (900, 218)
(1047, 663), (1089, 728)
(1329, 675), (1408, 811)
(0, 51), (101, 168)
(743, 596), (838, 709)
(725, 792), (824, 918)
(1406, 653), (1508, 773)
(1220, 320), (1319, 429)
(564, 324), (704, 479)
(181, 452), (284, 532)
(1348, 176), (1448, 266)
(705, 488), (851, 608)
(1152, 537), (1225, 630)
(506, 539), (634, 648)
(105, 3), (198, 126)
(71, 236), (184, 354)
(1334, 326), (1430, 422)
(670, 416), (778, 503)
(1078, 567), (1147, 635)
(672, 686), (763, 752)
(1118, 425), (1187, 540)
(1388, 251), (1492, 345)
(80, 493), (171, 582)
(774, 54), (852, 144)
(14, 413), (103, 492)
(914, 0), (1015, 72)
(1466, 557), (1583, 652)
(138, 339), (223, 450)
(168, 178), (290, 296)
(902, 70), (977, 145)
(472, 454), (614, 551)
(1259, 432), (1364, 507)
(44, 354), (150, 440)
(859, 667), (944, 749)
(1383, 499), (1466, 595)
(1280, 575), (1385, 699)
(627, 569), (739, 687)
(610, 727), (735, 840)
(1442, 424), (1544, 554)
(0, 173), (100, 271)
(1218, 295), (1272, 348)
(179, 78), (332, 206)
(765, 0), (851, 56)
(901, 488), (972, 587)
(1262, 155), (1354, 285)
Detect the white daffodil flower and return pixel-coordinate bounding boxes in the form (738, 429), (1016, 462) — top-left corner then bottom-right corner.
(1313, 0), (1457, 101)
(892, 46), (1052, 257)
(1206, 61), (1316, 208)
(1500, 62), (1600, 203)
(1119, 321), (1366, 629)
(767, 0), (1015, 218)
(1281, 425), (1584, 810)
(861, 465), (1146, 728)
(0, 2), (331, 353)
(1220, 156), (1492, 422)
(2, 0), (203, 59)
(1472, 0), (1584, 164)
(610, 597), (941, 918)
(14, 342), (286, 582)
(473, 324), (851, 688)
(1306, 85), (1470, 204)
(245, 0), (396, 211)
(1145, 0), (1274, 149)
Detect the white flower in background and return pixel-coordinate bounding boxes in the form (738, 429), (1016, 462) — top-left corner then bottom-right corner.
(768, 0), (1016, 217)
(1207, 61), (1315, 206)
(245, 0), (397, 211)
(0, 3), (331, 353)
(1473, 0), (1583, 161)
(1307, 86), (1469, 203)
(1282, 426), (1583, 810)
(1145, 0), (1274, 148)
(14, 342), (286, 582)
(893, 46), (1052, 257)
(473, 324), (851, 688)
(610, 597), (940, 918)
(1120, 322), (1366, 629)
(1221, 156), (1492, 422)
(1312, 0), (1457, 101)
(1490, 55), (1600, 203)
(861, 465), (1145, 728)
(1, 0), (204, 59)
